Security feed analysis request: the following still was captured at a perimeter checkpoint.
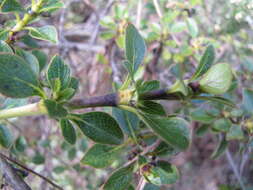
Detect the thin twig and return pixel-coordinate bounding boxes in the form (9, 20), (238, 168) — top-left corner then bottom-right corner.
(136, 0), (143, 28)
(225, 150), (246, 190)
(136, 177), (146, 190)
(0, 153), (63, 190)
(153, 0), (163, 18)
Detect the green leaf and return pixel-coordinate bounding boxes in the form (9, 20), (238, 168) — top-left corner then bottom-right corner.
(190, 108), (215, 123)
(32, 50), (48, 71)
(0, 124), (13, 148)
(103, 164), (134, 190)
(1, 0), (24, 12)
(44, 99), (68, 118)
(211, 136), (228, 159)
(152, 141), (178, 157)
(57, 88), (75, 101)
(242, 88), (253, 114)
(199, 63), (233, 95)
(28, 26), (58, 43)
(191, 45), (215, 80)
(170, 22), (187, 33)
(0, 29), (8, 41)
(142, 161), (179, 186)
(0, 53), (40, 98)
(226, 125), (244, 141)
(139, 114), (190, 150)
(67, 77), (79, 99)
(20, 34), (39, 48)
(60, 119), (76, 145)
(193, 96), (235, 107)
(212, 118), (231, 132)
(196, 125), (209, 136)
(71, 112), (124, 145)
(15, 48), (40, 76)
(0, 40), (13, 53)
(138, 101), (166, 116)
(14, 136), (27, 152)
(138, 80), (160, 94)
(125, 23), (146, 76)
(39, 0), (64, 13)
(81, 144), (122, 168)
(112, 107), (139, 136)
(47, 55), (71, 91)
(186, 18), (198, 38)
(32, 152), (45, 165)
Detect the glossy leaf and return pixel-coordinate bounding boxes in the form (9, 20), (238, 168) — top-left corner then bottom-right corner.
(0, 53), (40, 98)
(60, 119), (76, 145)
(1, 0), (24, 12)
(190, 108), (215, 123)
(138, 101), (166, 116)
(0, 124), (13, 148)
(39, 0), (64, 13)
(47, 55), (71, 91)
(44, 99), (68, 118)
(81, 144), (122, 168)
(199, 63), (233, 95)
(103, 164), (134, 190)
(142, 161), (179, 186)
(0, 40), (13, 52)
(242, 88), (253, 114)
(191, 45), (215, 80)
(211, 136), (228, 159)
(125, 23), (146, 76)
(212, 118), (231, 132)
(226, 125), (244, 141)
(139, 114), (190, 150)
(194, 96), (235, 107)
(28, 26), (58, 43)
(71, 112), (124, 145)
(138, 80), (160, 94)
(32, 50), (48, 71)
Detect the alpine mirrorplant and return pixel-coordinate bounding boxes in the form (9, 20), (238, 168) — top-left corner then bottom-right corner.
(0, 1), (241, 189)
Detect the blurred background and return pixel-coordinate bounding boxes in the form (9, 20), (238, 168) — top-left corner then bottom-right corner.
(1, 0), (253, 189)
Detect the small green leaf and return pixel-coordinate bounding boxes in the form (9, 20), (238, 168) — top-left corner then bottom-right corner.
(60, 119), (76, 145)
(139, 114), (190, 150)
(66, 77), (79, 99)
(57, 88), (75, 101)
(186, 18), (198, 38)
(15, 48), (40, 76)
(191, 45), (215, 80)
(71, 112), (124, 145)
(0, 124), (13, 148)
(142, 161), (179, 186)
(14, 136), (27, 152)
(125, 23), (146, 76)
(32, 50), (48, 71)
(0, 53), (40, 98)
(190, 108), (215, 123)
(47, 55), (71, 91)
(28, 26), (58, 43)
(81, 144), (122, 168)
(138, 80), (160, 94)
(32, 152), (45, 165)
(196, 125), (209, 136)
(1, 0), (24, 12)
(242, 88), (253, 114)
(138, 101), (166, 116)
(152, 141), (178, 157)
(212, 118), (231, 132)
(112, 108), (139, 136)
(44, 99), (68, 118)
(193, 96), (235, 107)
(226, 125), (244, 141)
(0, 29), (9, 40)
(39, 0), (64, 13)
(0, 40), (13, 53)
(211, 136), (228, 159)
(103, 164), (134, 190)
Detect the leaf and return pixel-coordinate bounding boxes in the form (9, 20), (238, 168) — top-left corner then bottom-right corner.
(142, 161), (179, 186)
(193, 96), (235, 107)
(199, 63), (233, 95)
(103, 164), (134, 190)
(196, 125), (209, 136)
(242, 88), (253, 114)
(170, 22), (187, 33)
(60, 119), (76, 145)
(191, 45), (215, 80)
(67, 77), (79, 99)
(226, 125), (244, 141)
(190, 108), (215, 123)
(71, 112), (124, 145)
(1, 0), (24, 12)
(44, 99), (68, 118)
(112, 107), (139, 136)
(32, 152), (45, 165)
(211, 136), (228, 159)
(0, 53), (40, 98)
(186, 18), (198, 38)
(81, 144), (122, 168)
(139, 114), (190, 150)
(125, 23), (146, 76)
(57, 88), (75, 101)
(138, 101), (166, 116)
(0, 40), (13, 53)
(0, 29), (8, 41)
(152, 141), (178, 157)
(47, 55), (71, 91)
(212, 118), (231, 132)
(0, 124), (13, 148)
(39, 0), (64, 13)
(32, 50), (48, 71)
(138, 80), (160, 94)
(15, 48), (40, 76)
(14, 136), (27, 152)
(28, 26), (58, 43)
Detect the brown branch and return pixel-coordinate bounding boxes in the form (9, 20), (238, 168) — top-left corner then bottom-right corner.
(0, 156), (31, 190)
(0, 153), (63, 190)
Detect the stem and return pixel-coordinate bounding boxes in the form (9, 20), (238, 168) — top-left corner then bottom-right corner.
(0, 102), (47, 120)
